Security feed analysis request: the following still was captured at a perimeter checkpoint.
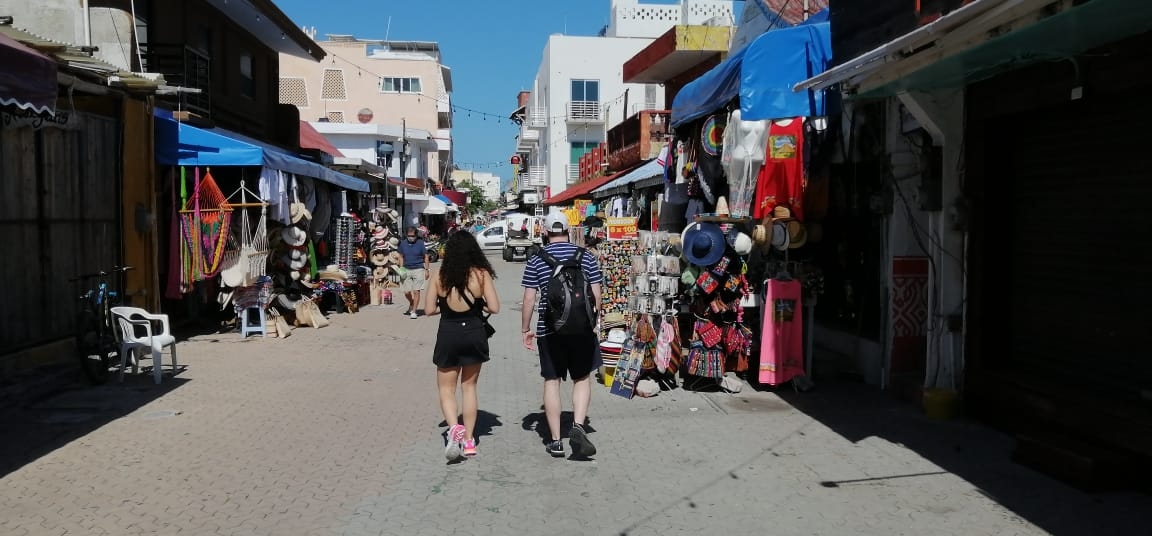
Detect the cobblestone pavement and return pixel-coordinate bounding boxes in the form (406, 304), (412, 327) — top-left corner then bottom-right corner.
(2, 257), (1150, 536)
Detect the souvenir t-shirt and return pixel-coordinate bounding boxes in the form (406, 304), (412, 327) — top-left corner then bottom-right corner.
(753, 119), (806, 221)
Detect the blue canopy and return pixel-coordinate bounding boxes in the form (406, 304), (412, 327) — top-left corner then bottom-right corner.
(592, 154), (666, 195)
(155, 116), (370, 192)
(670, 9), (832, 126)
(670, 45), (747, 128)
(739, 21), (832, 121)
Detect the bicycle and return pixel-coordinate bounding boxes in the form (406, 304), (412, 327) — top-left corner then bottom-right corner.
(70, 266), (133, 385)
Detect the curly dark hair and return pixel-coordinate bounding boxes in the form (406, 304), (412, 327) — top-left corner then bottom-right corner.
(438, 231), (496, 296)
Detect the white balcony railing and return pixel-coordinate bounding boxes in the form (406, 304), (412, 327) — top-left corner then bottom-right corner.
(520, 124), (540, 142)
(525, 165), (547, 187)
(566, 101), (602, 123)
(528, 108), (548, 128)
(566, 164), (580, 185)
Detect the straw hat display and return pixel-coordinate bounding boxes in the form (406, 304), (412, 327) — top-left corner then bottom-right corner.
(289, 202), (312, 225)
(387, 251), (404, 267)
(317, 264), (349, 282)
(370, 250), (390, 267)
(749, 205), (809, 251)
(714, 196), (730, 217)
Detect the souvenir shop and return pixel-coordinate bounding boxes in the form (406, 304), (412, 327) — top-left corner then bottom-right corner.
(573, 14), (841, 398)
(155, 116), (417, 337)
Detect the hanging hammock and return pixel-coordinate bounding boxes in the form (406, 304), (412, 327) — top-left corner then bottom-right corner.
(221, 179), (270, 287)
(180, 167), (233, 282)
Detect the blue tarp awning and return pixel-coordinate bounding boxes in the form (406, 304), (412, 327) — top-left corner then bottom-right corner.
(740, 20), (832, 121)
(670, 45), (747, 127)
(155, 116), (370, 192)
(670, 8), (832, 126)
(592, 148), (668, 195)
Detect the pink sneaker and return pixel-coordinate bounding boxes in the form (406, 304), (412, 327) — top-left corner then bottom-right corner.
(462, 439), (477, 457)
(445, 424), (466, 461)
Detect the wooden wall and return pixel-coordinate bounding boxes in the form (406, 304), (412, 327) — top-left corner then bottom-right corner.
(0, 112), (121, 357)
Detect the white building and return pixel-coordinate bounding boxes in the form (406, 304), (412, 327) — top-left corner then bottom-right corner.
(452, 170), (501, 205)
(516, 0), (735, 198)
(310, 121), (439, 225)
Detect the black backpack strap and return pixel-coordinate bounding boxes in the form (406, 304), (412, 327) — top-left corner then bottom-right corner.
(537, 249), (559, 267)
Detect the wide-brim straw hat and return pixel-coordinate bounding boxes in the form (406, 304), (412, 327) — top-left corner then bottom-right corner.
(290, 202), (312, 224)
(318, 264), (348, 281)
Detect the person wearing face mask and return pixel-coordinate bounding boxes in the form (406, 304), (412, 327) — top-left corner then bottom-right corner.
(398, 226), (430, 319)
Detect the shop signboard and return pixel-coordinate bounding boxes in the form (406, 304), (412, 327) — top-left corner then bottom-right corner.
(606, 217), (639, 241)
(2, 108), (75, 130)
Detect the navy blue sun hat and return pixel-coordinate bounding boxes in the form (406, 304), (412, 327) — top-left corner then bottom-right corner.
(681, 222), (727, 267)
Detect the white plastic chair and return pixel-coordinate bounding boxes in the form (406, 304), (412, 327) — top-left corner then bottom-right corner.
(110, 306), (178, 384)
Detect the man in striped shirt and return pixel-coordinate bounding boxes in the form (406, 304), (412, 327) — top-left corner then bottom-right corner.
(521, 212), (603, 459)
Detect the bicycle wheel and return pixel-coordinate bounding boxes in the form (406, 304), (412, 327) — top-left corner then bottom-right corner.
(75, 319), (113, 385)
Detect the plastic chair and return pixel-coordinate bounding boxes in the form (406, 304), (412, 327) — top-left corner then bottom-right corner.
(110, 306), (178, 384)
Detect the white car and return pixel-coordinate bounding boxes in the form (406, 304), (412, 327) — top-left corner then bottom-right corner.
(475, 223), (506, 251)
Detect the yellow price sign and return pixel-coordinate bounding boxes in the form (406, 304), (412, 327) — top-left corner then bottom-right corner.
(606, 217), (639, 241)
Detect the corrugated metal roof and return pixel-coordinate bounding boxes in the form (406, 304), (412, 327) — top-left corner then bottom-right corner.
(0, 24), (166, 93)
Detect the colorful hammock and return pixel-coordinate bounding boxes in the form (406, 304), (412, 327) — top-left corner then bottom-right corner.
(180, 167), (233, 286)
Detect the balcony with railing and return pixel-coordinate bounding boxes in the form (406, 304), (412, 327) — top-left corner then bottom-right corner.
(607, 110), (672, 171)
(566, 164), (580, 185)
(566, 101), (603, 123)
(528, 108), (548, 128)
(517, 123), (539, 151)
(144, 44), (212, 118)
(526, 165), (548, 187)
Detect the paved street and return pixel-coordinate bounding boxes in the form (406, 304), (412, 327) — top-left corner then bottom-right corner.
(1, 256), (1150, 536)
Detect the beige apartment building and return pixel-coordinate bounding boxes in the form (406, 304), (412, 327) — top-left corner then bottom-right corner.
(279, 31), (453, 180)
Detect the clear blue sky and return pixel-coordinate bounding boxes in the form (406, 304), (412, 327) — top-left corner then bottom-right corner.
(276, 0), (742, 191)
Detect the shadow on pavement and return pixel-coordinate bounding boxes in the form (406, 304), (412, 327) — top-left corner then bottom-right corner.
(438, 409), (504, 439)
(520, 410), (595, 444)
(0, 372), (189, 479)
(773, 376), (1152, 536)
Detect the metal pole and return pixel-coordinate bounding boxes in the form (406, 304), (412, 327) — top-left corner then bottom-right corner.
(399, 117), (408, 229)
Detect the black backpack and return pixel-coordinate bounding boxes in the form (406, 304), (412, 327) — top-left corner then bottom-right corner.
(538, 248), (596, 335)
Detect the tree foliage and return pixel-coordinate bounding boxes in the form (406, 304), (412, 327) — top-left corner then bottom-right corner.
(463, 181), (498, 216)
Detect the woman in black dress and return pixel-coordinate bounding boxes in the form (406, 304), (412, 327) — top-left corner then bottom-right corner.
(424, 231), (500, 460)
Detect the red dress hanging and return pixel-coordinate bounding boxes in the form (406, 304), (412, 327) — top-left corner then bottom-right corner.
(752, 119), (805, 221)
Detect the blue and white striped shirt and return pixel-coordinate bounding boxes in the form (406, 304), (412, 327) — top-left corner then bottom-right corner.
(521, 242), (603, 337)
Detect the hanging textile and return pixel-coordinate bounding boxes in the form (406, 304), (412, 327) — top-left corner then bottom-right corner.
(179, 168), (234, 284)
(759, 277), (805, 386)
(753, 119), (806, 221)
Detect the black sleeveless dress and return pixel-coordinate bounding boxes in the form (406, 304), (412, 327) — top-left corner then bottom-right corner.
(432, 291), (490, 368)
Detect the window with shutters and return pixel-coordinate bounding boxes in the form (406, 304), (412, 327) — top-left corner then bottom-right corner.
(279, 77), (309, 108)
(321, 69), (347, 101)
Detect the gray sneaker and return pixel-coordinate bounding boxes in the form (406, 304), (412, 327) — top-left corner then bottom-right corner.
(545, 440), (565, 458)
(569, 424), (596, 458)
